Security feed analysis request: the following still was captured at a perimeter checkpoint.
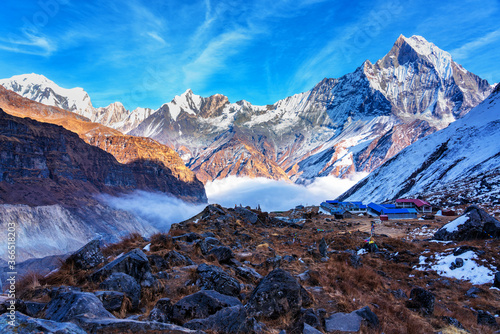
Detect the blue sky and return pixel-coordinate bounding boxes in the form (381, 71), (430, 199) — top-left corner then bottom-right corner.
(1, 0), (499, 110)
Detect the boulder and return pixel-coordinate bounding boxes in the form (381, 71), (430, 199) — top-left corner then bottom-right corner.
(164, 250), (195, 268)
(303, 323), (323, 334)
(325, 311), (362, 332)
(406, 288), (434, 315)
(465, 287), (481, 298)
(354, 306), (379, 328)
(184, 305), (265, 334)
(494, 272), (500, 288)
(477, 310), (499, 328)
(0, 311), (86, 334)
(324, 306), (379, 332)
(91, 249), (155, 287)
(434, 205), (500, 241)
(234, 207), (260, 225)
(94, 291), (125, 312)
(98, 272), (141, 310)
(148, 298), (173, 323)
(148, 254), (168, 271)
(208, 246), (234, 264)
(171, 290), (242, 324)
(75, 317), (204, 333)
(42, 291), (114, 322)
(235, 266), (263, 283)
(196, 264), (241, 297)
(246, 269), (310, 320)
(197, 237), (223, 255)
(66, 239), (104, 270)
(291, 308), (322, 334)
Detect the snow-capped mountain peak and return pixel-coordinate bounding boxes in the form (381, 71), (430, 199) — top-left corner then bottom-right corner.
(0, 73), (94, 116)
(402, 35), (453, 79)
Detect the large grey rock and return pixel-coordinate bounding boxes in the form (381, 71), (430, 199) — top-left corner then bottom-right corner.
(42, 291), (114, 322)
(0, 311), (86, 334)
(148, 298), (173, 323)
(477, 310), (499, 328)
(208, 246), (234, 264)
(319, 238), (328, 257)
(98, 272), (141, 310)
(171, 290), (242, 324)
(407, 288), (435, 315)
(196, 264), (241, 297)
(494, 272), (500, 288)
(434, 205), (500, 241)
(354, 306), (379, 328)
(184, 305), (265, 334)
(235, 266), (263, 283)
(165, 250), (195, 268)
(246, 269), (311, 320)
(91, 249), (155, 286)
(66, 239), (104, 270)
(76, 317), (204, 333)
(94, 291), (125, 312)
(325, 312), (362, 332)
(234, 207), (260, 224)
(303, 323), (323, 334)
(196, 237), (222, 255)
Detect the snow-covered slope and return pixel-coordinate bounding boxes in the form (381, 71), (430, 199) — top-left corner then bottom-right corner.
(338, 84), (500, 203)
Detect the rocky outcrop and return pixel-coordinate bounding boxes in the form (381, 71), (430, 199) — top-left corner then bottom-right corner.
(246, 268), (312, 320)
(0, 312), (86, 334)
(66, 239), (105, 270)
(170, 290), (242, 324)
(92, 249), (154, 287)
(98, 273), (141, 310)
(42, 291), (114, 322)
(196, 264), (241, 297)
(434, 205), (500, 241)
(184, 305), (265, 334)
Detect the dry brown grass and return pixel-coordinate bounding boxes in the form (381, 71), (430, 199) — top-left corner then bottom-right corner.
(102, 232), (145, 257)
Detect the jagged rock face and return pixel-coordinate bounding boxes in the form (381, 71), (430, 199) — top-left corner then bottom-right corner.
(0, 86), (206, 203)
(1, 36), (493, 184)
(338, 84), (500, 203)
(0, 109), (205, 203)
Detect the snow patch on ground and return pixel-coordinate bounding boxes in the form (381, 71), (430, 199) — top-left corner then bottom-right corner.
(414, 250), (496, 285)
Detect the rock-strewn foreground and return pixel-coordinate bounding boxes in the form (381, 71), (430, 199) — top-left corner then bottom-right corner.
(3, 204), (499, 333)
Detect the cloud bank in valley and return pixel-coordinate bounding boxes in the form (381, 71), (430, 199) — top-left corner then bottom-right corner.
(99, 174), (367, 231)
(99, 191), (206, 231)
(205, 174), (368, 212)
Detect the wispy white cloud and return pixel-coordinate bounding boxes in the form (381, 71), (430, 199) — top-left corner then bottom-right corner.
(147, 31), (167, 46)
(450, 29), (500, 61)
(0, 32), (55, 56)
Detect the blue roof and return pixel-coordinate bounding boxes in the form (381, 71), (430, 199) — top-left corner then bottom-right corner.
(368, 203), (417, 215)
(368, 203), (386, 213)
(381, 204), (396, 208)
(326, 200), (339, 204)
(350, 201), (363, 205)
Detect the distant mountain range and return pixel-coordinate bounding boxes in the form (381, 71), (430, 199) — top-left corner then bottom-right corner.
(1, 35), (493, 185)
